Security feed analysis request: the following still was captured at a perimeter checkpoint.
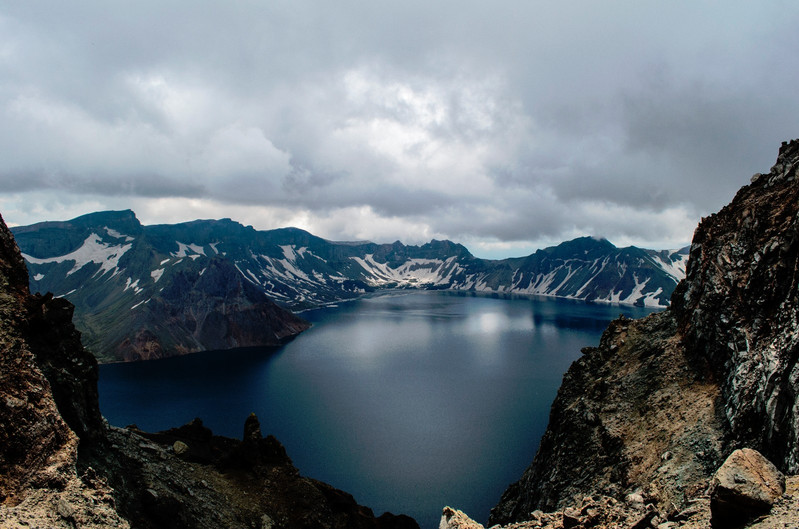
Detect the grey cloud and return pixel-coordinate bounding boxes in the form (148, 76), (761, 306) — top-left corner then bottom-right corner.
(2, 2), (799, 256)
(0, 169), (206, 198)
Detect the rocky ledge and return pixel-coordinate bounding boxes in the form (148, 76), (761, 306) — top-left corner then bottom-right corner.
(0, 211), (418, 529)
(475, 140), (799, 529)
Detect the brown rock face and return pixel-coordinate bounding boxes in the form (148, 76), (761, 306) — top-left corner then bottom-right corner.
(0, 211), (84, 502)
(0, 213), (129, 526)
(491, 140), (799, 525)
(490, 311), (726, 524)
(710, 449), (785, 528)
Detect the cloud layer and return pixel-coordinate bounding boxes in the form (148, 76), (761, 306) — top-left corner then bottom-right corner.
(2, 2), (798, 257)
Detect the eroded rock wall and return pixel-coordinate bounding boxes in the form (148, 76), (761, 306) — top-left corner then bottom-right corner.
(673, 139), (799, 473)
(491, 140), (799, 525)
(0, 212), (129, 527)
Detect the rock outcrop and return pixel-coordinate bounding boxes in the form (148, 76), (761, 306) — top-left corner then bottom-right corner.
(80, 417), (419, 529)
(0, 212), (129, 527)
(672, 141), (799, 472)
(446, 476), (799, 529)
(0, 211), (417, 528)
(489, 140), (799, 527)
(710, 448), (785, 528)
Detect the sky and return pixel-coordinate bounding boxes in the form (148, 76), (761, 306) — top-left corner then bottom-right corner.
(1, 2), (798, 259)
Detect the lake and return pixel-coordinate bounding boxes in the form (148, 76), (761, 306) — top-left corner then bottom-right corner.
(98, 291), (657, 528)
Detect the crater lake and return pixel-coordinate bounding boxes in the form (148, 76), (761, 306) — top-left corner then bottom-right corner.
(98, 291), (657, 528)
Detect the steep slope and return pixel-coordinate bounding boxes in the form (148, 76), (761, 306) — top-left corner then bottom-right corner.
(672, 143), (799, 472)
(0, 212), (131, 527)
(13, 213), (686, 362)
(489, 140), (799, 525)
(13, 212), (310, 362)
(0, 212), (418, 528)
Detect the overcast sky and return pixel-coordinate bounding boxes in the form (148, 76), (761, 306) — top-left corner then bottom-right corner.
(1, 2), (797, 258)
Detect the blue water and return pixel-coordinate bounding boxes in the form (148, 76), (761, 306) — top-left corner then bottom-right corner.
(98, 291), (657, 528)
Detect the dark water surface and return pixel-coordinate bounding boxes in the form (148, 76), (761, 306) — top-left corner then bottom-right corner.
(99, 291), (657, 528)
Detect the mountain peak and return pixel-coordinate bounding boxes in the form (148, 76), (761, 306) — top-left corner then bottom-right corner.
(540, 236), (617, 260)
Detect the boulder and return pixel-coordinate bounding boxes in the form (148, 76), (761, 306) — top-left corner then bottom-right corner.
(440, 507), (484, 529)
(710, 448), (785, 528)
(172, 440), (189, 456)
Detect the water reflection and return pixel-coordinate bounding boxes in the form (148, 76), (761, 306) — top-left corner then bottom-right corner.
(100, 291), (657, 529)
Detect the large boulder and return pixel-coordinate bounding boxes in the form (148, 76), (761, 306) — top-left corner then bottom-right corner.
(710, 448), (785, 528)
(440, 507), (484, 529)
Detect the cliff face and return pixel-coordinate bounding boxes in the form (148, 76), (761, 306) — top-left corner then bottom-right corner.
(673, 140), (799, 473)
(0, 212), (76, 502)
(0, 212), (416, 528)
(0, 212), (128, 527)
(491, 140), (799, 525)
(116, 257), (311, 361)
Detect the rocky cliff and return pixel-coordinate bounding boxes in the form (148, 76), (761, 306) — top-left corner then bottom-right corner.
(0, 212), (418, 528)
(488, 140), (799, 527)
(114, 256), (311, 361)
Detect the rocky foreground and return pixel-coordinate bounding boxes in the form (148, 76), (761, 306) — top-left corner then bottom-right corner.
(0, 211), (418, 529)
(443, 142), (799, 528)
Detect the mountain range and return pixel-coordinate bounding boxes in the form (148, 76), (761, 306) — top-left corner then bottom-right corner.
(11, 211), (687, 362)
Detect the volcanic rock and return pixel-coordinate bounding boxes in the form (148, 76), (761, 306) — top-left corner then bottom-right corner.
(489, 139), (799, 527)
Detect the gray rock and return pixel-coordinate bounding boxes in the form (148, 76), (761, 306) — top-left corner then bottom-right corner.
(243, 412), (263, 442)
(173, 440), (189, 456)
(57, 498), (74, 519)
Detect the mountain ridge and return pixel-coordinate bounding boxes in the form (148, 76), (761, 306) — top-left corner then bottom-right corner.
(12, 212), (687, 362)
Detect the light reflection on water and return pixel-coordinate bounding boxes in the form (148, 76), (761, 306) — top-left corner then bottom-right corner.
(99, 291), (657, 529)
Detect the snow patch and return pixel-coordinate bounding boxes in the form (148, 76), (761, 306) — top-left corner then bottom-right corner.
(131, 298), (151, 310)
(173, 241), (206, 258)
(653, 251), (689, 282)
(350, 255), (458, 287)
(280, 245), (297, 262)
(104, 227), (135, 242)
(33, 273), (45, 281)
(21, 233), (132, 277)
(151, 268), (164, 283)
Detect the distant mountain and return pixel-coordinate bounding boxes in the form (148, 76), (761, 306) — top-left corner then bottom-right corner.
(11, 211), (310, 362)
(12, 210), (687, 362)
